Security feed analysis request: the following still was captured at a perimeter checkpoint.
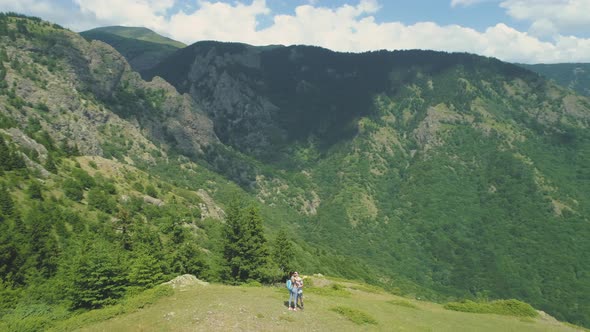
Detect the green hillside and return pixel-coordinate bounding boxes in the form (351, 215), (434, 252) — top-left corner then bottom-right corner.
(82, 26), (185, 48)
(147, 42), (590, 326)
(520, 63), (590, 96)
(81, 26), (185, 72)
(52, 275), (585, 332)
(2, 13), (590, 330)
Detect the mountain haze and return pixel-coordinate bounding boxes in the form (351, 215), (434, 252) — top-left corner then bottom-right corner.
(1, 13), (590, 329)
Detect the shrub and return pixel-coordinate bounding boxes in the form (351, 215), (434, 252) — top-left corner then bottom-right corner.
(443, 299), (538, 318)
(87, 188), (116, 213)
(63, 178), (83, 202)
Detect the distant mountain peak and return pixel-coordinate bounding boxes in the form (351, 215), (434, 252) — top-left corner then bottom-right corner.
(82, 25), (186, 48)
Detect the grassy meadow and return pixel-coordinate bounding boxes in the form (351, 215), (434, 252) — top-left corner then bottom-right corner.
(54, 276), (584, 332)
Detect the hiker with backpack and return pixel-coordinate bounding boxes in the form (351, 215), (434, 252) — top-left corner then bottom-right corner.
(286, 271), (299, 311)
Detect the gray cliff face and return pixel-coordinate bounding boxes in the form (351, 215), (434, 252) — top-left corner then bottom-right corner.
(184, 47), (283, 158)
(0, 24), (217, 160)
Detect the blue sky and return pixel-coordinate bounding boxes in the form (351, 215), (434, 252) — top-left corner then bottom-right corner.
(265, 1), (513, 32)
(1, 0), (590, 63)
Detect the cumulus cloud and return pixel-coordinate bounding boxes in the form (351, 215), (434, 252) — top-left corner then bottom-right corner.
(499, 0), (590, 39)
(166, 0), (269, 44)
(501, 0), (590, 28)
(74, 0), (174, 26)
(2, 0), (590, 63)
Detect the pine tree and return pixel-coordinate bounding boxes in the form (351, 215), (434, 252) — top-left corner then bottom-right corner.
(0, 135), (10, 170)
(68, 241), (127, 309)
(27, 181), (43, 200)
(10, 151), (25, 169)
(0, 221), (21, 281)
(241, 206), (270, 281)
(114, 208), (133, 250)
(24, 204), (59, 277)
(44, 153), (57, 174)
(0, 185), (14, 218)
(128, 252), (164, 289)
(272, 230), (293, 275)
(170, 241), (207, 277)
(222, 200), (271, 283)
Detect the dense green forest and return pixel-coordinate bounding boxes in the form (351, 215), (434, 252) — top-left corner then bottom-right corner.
(81, 26), (185, 72)
(147, 38), (590, 327)
(520, 63), (590, 97)
(0, 14), (377, 330)
(1, 13), (590, 330)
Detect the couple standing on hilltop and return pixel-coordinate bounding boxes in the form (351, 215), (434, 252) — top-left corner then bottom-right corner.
(286, 271), (304, 311)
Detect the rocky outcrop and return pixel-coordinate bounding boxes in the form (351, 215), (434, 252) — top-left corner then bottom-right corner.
(0, 21), (217, 161)
(196, 189), (225, 220)
(162, 274), (209, 289)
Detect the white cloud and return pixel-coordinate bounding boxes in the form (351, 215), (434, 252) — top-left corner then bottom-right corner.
(450, 0), (489, 7)
(501, 0), (590, 26)
(165, 0), (269, 44)
(500, 0), (590, 37)
(2, 0), (590, 63)
(74, 0), (174, 28)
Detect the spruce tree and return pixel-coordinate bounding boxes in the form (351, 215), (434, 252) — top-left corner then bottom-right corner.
(114, 208), (133, 250)
(25, 204), (59, 277)
(0, 185), (14, 218)
(222, 200), (271, 283)
(272, 230), (293, 275)
(68, 241), (127, 309)
(0, 135), (10, 170)
(241, 206), (270, 281)
(27, 181), (43, 200)
(128, 252), (164, 289)
(170, 241), (207, 277)
(44, 153), (57, 174)
(222, 199), (243, 282)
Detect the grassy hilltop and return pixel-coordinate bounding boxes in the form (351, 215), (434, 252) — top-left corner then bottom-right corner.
(51, 275), (584, 332)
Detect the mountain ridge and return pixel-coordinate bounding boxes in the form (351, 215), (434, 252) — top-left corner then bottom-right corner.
(146, 37), (590, 326)
(520, 63), (590, 97)
(1, 13), (590, 329)
(81, 26), (185, 72)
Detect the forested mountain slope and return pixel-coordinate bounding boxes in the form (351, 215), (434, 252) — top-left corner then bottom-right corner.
(520, 63), (590, 97)
(0, 14), (351, 331)
(146, 41), (590, 327)
(81, 26), (185, 72)
(1, 13), (590, 329)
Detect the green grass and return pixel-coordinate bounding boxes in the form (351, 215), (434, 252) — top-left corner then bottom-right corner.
(68, 279), (583, 332)
(387, 299), (420, 309)
(444, 299), (539, 318)
(330, 306), (378, 325)
(305, 283), (351, 297)
(49, 285), (173, 331)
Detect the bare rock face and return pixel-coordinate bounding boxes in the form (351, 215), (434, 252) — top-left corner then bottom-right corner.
(2, 128), (48, 162)
(196, 189), (225, 220)
(0, 23), (218, 163)
(182, 47), (283, 157)
(143, 195), (164, 207)
(162, 274), (209, 289)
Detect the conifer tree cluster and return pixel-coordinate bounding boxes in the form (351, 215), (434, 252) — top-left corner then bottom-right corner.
(222, 200), (280, 283)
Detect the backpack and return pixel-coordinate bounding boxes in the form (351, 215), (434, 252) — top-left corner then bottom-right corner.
(286, 279), (293, 291)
